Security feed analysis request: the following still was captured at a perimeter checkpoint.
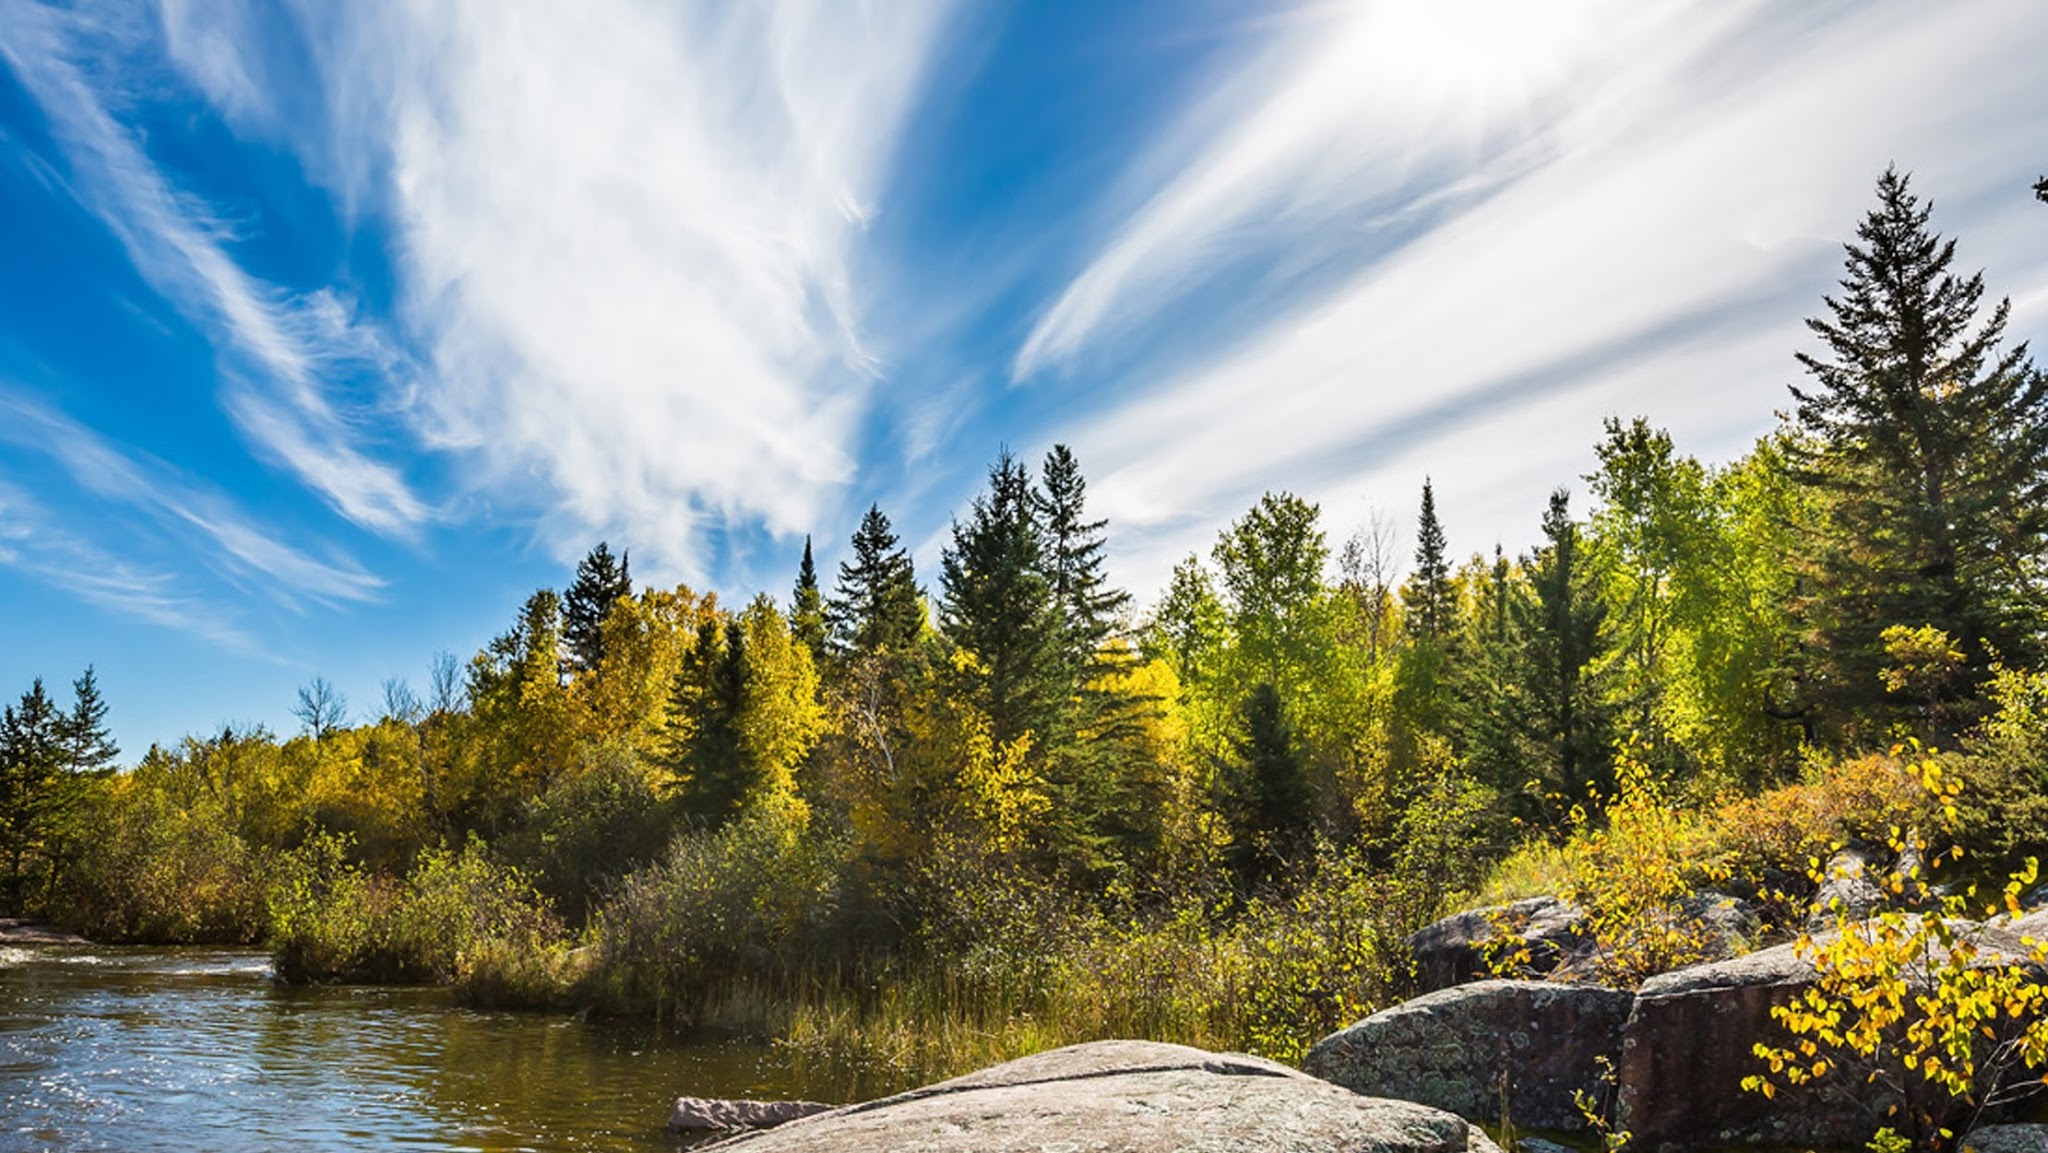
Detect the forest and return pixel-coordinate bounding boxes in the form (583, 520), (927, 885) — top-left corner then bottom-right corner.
(3, 169), (2045, 1075)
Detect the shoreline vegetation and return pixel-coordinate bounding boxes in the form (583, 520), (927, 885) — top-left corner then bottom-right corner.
(5, 172), (2048, 1126)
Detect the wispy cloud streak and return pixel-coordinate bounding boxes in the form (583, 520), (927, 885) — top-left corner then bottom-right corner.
(0, 1), (425, 536)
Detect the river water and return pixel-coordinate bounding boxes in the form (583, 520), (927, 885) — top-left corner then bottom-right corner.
(0, 944), (886, 1152)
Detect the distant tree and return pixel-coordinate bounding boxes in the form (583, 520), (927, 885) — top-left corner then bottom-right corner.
(790, 535), (829, 668)
(563, 542), (632, 674)
(1337, 508), (1400, 663)
(292, 677), (350, 739)
(1787, 168), (2048, 737)
(940, 450), (1062, 748)
(60, 666), (118, 773)
(1219, 681), (1313, 891)
(427, 651), (465, 715)
(827, 505), (924, 656)
(1213, 492), (1329, 695)
(2035, 174), (2046, 203)
(380, 676), (424, 726)
(1149, 556), (1228, 686)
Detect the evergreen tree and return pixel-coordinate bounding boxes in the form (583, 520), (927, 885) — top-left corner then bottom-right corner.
(563, 542), (632, 674)
(1402, 479), (1454, 643)
(1450, 544), (1523, 790)
(0, 679), (62, 913)
(2035, 174), (2046, 203)
(1220, 681), (1313, 892)
(1037, 445), (1131, 674)
(939, 451), (1062, 748)
(1788, 168), (2048, 736)
(670, 618), (752, 827)
(60, 666), (118, 774)
(1512, 490), (1617, 820)
(790, 536), (829, 668)
(827, 505), (924, 656)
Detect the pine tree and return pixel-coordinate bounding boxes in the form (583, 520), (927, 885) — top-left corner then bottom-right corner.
(827, 505), (924, 656)
(670, 618), (751, 827)
(940, 451), (1062, 748)
(563, 542), (632, 674)
(1512, 490), (1617, 819)
(60, 666), (118, 774)
(1788, 168), (2048, 735)
(1402, 479), (1454, 643)
(1037, 445), (1131, 674)
(790, 536), (829, 668)
(1220, 681), (1313, 892)
(0, 679), (63, 913)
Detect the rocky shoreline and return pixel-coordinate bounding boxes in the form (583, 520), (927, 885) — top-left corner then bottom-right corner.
(0, 918), (91, 946)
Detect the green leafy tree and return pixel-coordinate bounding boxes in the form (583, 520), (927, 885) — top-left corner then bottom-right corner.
(1213, 492), (1329, 698)
(563, 542), (632, 675)
(1788, 168), (2048, 739)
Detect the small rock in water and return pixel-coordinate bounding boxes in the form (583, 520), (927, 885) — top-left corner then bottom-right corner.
(668, 1097), (833, 1133)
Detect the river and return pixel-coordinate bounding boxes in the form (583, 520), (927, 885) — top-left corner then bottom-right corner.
(0, 944), (894, 1152)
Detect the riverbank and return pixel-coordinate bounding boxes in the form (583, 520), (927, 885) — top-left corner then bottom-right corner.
(0, 918), (91, 945)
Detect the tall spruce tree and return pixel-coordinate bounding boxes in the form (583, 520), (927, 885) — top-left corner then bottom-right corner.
(790, 536), (829, 668)
(828, 505), (924, 656)
(563, 542), (632, 674)
(939, 451), (1062, 749)
(1512, 490), (1616, 819)
(1788, 168), (2048, 735)
(1037, 445), (1131, 674)
(1220, 681), (1313, 892)
(1402, 479), (1454, 643)
(0, 679), (62, 914)
(61, 666), (118, 774)
(669, 618), (751, 827)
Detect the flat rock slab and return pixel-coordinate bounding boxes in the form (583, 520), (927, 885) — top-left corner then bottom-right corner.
(0, 919), (90, 946)
(669, 1097), (834, 1132)
(702, 1040), (1502, 1153)
(1963, 1124), (2048, 1153)
(1303, 979), (1634, 1132)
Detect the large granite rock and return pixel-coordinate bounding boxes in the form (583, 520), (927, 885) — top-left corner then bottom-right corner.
(1806, 847), (1888, 929)
(701, 1040), (1503, 1153)
(1962, 1124), (2048, 1153)
(1303, 980), (1634, 1133)
(1407, 898), (1591, 992)
(1616, 914), (2048, 1151)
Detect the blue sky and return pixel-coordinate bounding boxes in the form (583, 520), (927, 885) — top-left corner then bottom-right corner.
(3, 0), (2046, 757)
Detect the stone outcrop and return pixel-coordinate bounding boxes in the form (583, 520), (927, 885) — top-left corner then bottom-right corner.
(1962, 1124), (2048, 1153)
(701, 1040), (1503, 1153)
(1406, 898), (1591, 992)
(1807, 847), (1888, 928)
(668, 1097), (833, 1133)
(1303, 980), (1634, 1133)
(0, 919), (91, 946)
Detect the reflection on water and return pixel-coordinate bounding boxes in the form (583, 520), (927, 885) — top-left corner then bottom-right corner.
(0, 946), (889, 1152)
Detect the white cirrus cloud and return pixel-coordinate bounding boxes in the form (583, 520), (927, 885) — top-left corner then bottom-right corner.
(1025, 0), (2048, 595)
(189, 0), (958, 583)
(0, 1), (427, 537)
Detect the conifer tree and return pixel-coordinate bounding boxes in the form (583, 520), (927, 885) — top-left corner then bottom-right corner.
(670, 618), (751, 826)
(1512, 490), (1617, 819)
(790, 536), (829, 668)
(940, 451), (1062, 748)
(1220, 681), (1312, 892)
(1037, 445), (1131, 674)
(1788, 168), (2048, 735)
(61, 666), (118, 774)
(1402, 479), (1454, 643)
(0, 679), (62, 913)
(827, 505), (924, 656)
(563, 542), (632, 674)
